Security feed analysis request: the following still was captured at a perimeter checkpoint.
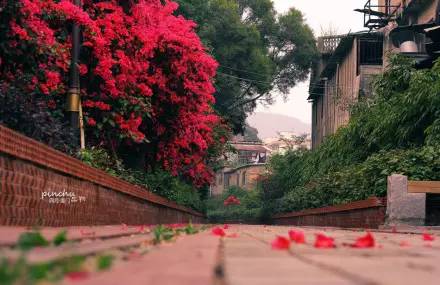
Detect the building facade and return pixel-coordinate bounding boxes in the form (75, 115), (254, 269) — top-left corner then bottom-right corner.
(310, 0), (440, 149)
(309, 32), (384, 148)
(209, 142), (269, 196)
(210, 164), (267, 196)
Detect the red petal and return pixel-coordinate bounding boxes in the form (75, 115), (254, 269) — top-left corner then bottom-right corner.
(271, 236), (291, 250)
(212, 227), (226, 237)
(423, 233), (435, 241)
(288, 230), (306, 244)
(352, 232), (375, 248)
(65, 271), (90, 281)
(223, 224), (229, 229)
(314, 233), (335, 249)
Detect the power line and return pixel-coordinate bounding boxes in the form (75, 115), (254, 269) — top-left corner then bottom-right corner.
(217, 71), (273, 85)
(218, 65), (272, 78)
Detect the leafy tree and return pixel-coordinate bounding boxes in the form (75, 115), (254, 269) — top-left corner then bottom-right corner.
(0, 0), (224, 187)
(175, 0), (318, 132)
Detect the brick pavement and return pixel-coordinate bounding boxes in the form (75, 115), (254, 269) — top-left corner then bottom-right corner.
(1, 225), (439, 285)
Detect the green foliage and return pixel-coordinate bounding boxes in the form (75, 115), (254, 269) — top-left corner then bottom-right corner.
(153, 225), (176, 244)
(78, 148), (205, 212)
(206, 186), (263, 223)
(0, 256), (86, 285)
(17, 232), (49, 251)
(175, 0), (317, 131)
(182, 223), (199, 235)
(53, 230), (67, 247)
(264, 56), (440, 214)
(0, 79), (76, 154)
(96, 255), (114, 271)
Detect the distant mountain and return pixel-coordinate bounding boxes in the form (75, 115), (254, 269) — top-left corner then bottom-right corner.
(247, 112), (310, 139)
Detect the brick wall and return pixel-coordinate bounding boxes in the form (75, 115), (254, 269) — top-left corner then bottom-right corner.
(0, 125), (204, 226)
(272, 197), (386, 229)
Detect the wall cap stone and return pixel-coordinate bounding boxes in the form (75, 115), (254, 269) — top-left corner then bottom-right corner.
(272, 197), (386, 219)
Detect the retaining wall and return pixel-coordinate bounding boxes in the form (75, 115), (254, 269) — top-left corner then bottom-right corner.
(0, 125), (204, 226)
(272, 197), (386, 229)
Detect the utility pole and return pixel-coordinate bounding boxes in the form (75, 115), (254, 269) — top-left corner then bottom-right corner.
(66, 0), (85, 149)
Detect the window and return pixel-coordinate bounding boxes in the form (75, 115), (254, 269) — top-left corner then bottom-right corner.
(224, 174), (230, 189)
(359, 36), (383, 66)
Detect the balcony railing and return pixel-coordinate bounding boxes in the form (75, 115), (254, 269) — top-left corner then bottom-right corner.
(317, 35), (345, 54)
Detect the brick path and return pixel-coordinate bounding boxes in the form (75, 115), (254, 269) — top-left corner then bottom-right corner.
(1, 225), (439, 285)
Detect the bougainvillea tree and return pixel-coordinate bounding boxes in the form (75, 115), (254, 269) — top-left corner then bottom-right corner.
(0, 0), (226, 186)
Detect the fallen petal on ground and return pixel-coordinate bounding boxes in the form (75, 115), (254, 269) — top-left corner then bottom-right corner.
(271, 236), (291, 250)
(212, 227), (226, 237)
(288, 230), (306, 244)
(314, 233), (335, 249)
(351, 232), (375, 248)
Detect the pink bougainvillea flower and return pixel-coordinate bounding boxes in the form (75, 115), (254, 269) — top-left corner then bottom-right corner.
(271, 236), (291, 250)
(314, 233), (335, 249)
(224, 195), (241, 206)
(212, 227), (226, 237)
(223, 224), (229, 229)
(65, 271), (90, 281)
(2, 0), (222, 188)
(288, 230), (306, 244)
(351, 232), (375, 248)
(87, 117), (97, 127)
(423, 233), (435, 241)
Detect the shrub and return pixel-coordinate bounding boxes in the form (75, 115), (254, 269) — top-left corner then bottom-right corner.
(78, 148), (205, 212)
(263, 55), (440, 215)
(206, 186), (263, 223)
(0, 81), (76, 154)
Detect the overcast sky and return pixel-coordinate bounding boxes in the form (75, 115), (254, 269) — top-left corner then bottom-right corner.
(255, 0), (366, 123)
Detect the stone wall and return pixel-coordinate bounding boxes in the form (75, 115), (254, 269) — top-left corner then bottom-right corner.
(0, 125), (204, 226)
(272, 197), (387, 229)
(225, 164), (266, 192)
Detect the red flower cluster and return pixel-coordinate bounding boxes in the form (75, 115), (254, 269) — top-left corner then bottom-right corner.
(224, 195), (241, 206)
(1, 0), (222, 186)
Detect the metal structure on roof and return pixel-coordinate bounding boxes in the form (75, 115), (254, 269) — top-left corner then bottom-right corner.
(355, 0), (401, 30)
